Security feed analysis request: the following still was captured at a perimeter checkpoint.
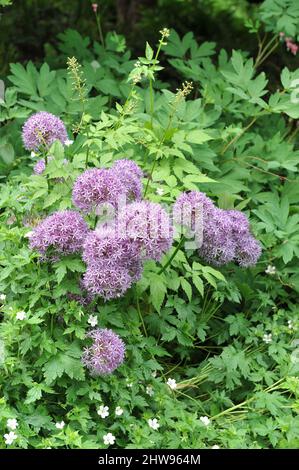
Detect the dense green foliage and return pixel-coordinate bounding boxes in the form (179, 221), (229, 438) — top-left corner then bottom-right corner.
(0, 0), (299, 450)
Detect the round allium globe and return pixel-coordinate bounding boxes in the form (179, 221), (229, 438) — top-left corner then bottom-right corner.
(117, 201), (173, 261)
(82, 264), (134, 300)
(29, 210), (89, 257)
(22, 111), (68, 151)
(112, 159), (143, 201)
(83, 226), (140, 268)
(82, 328), (125, 375)
(199, 208), (236, 265)
(72, 168), (124, 213)
(235, 234), (262, 267)
(173, 190), (262, 267)
(173, 190), (215, 232)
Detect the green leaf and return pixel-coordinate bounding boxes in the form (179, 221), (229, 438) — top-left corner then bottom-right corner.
(25, 385), (42, 404)
(0, 143), (14, 164)
(186, 130), (213, 144)
(145, 42), (154, 61)
(180, 278), (192, 301)
(149, 272), (167, 312)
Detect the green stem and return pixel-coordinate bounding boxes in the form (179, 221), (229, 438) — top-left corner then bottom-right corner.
(220, 116), (258, 155)
(136, 291), (148, 337)
(148, 38), (164, 126)
(95, 11), (105, 47)
(158, 236), (186, 275)
(255, 36), (279, 68)
(50, 313), (55, 337)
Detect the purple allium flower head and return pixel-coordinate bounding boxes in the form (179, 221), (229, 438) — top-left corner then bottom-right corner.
(173, 191), (262, 267)
(199, 208), (236, 266)
(112, 159), (143, 201)
(173, 190), (216, 233)
(117, 201), (173, 261)
(29, 210), (89, 257)
(235, 234), (262, 267)
(83, 226), (140, 268)
(113, 159), (143, 179)
(72, 168), (124, 213)
(82, 264), (133, 300)
(22, 112), (68, 151)
(82, 328), (125, 375)
(226, 210), (250, 235)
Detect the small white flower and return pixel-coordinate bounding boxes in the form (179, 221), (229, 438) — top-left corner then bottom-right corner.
(97, 405), (109, 418)
(134, 61), (141, 68)
(7, 418), (18, 430)
(103, 432), (115, 446)
(288, 320), (295, 330)
(148, 418), (160, 430)
(55, 421), (65, 430)
(200, 416), (211, 426)
(16, 311), (26, 321)
(263, 333), (272, 344)
(24, 231), (34, 239)
(64, 139), (74, 147)
(30, 151), (37, 158)
(0, 294), (6, 301)
(146, 385), (154, 396)
(265, 265), (276, 275)
(166, 378), (177, 390)
(87, 314), (98, 327)
(115, 406), (124, 416)
(4, 431), (17, 445)
(156, 188), (164, 196)
(211, 445), (220, 449)
(126, 381), (133, 388)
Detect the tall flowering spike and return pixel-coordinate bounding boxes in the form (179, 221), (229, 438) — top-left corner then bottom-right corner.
(82, 264), (133, 300)
(112, 159), (143, 201)
(29, 210), (89, 257)
(72, 168), (124, 213)
(117, 201), (173, 261)
(82, 328), (125, 375)
(22, 112), (68, 151)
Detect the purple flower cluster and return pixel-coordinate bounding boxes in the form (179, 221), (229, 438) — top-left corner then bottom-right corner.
(29, 210), (89, 257)
(33, 158), (47, 175)
(174, 191), (261, 267)
(81, 202), (172, 300)
(117, 201), (173, 261)
(82, 328), (125, 375)
(22, 112), (68, 151)
(72, 159), (143, 213)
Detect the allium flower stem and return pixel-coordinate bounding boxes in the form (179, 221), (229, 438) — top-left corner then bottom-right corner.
(136, 291), (148, 337)
(158, 236), (186, 275)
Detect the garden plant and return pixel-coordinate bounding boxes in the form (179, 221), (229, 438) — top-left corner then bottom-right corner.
(0, 0), (299, 450)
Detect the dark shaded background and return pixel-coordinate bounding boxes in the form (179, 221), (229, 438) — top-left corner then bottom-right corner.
(0, 0), (262, 72)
